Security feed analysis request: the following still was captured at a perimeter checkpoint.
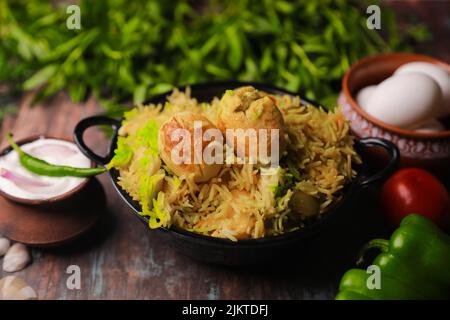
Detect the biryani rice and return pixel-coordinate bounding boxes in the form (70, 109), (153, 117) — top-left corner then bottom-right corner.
(108, 87), (361, 240)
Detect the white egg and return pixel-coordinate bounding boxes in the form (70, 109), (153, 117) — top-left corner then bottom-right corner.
(356, 85), (377, 111)
(395, 62), (450, 118)
(415, 119), (446, 132)
(365, 73), (442, 129)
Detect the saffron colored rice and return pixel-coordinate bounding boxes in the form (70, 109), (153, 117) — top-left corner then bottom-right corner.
(107, 87), (361, 241)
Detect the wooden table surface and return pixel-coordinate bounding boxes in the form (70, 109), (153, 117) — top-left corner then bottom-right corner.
(0, 92), (387, 300)
(0, 2), (448, 300)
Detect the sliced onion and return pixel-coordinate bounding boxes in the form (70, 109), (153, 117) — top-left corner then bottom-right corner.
(0, 168), (52, 189)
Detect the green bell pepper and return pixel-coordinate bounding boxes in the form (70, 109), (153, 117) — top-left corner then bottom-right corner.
(372, 252), (447, 299)
(336, 214), (450, 300)
(338, 269), (426, 300)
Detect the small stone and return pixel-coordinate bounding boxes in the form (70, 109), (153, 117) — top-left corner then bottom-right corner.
(2, 243), (31, 272)
(0, 237), (10, 256)
(0, 276), (37, 300)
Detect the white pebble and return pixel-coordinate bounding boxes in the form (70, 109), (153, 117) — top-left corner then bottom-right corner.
(0, 276), (37, 300)
(2, 243), (31, 273)
(0, 237), (10, 256)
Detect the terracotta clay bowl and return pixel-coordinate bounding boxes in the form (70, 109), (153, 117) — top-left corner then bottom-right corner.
(0, 135), (105, 247)
(339, 53), (450, 173)
(0, 135), (93, 205)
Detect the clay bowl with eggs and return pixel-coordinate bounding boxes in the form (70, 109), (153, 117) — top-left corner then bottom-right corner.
(74, 81), (400, 265)
(339, 53), (450, 173)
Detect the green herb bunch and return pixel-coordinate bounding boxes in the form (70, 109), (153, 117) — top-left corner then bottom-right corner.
(0, 0), (429, 116)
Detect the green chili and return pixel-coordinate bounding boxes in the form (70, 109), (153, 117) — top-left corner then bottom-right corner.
(6, 133), (106, 177)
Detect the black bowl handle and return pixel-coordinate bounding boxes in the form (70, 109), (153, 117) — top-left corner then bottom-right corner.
(73, 116), (121, 166)
(355, 137), (400, 188)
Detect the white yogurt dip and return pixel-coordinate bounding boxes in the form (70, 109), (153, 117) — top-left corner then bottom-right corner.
(0, 138), (92, 200)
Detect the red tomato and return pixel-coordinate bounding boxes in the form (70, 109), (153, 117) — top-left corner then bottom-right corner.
(380, 168), (450, 229)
